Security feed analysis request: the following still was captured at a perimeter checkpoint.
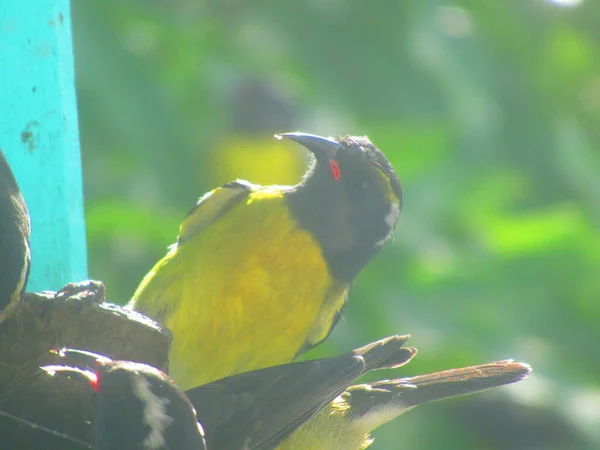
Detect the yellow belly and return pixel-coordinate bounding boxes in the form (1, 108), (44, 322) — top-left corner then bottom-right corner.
(277, 406), (369, 450)
(131, 191), (342, 389)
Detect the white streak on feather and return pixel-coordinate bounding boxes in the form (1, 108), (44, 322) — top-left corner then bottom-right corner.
(132, 374), (174, 449)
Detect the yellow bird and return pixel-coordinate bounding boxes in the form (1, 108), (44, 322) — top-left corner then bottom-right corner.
(128, 133), (402, 390)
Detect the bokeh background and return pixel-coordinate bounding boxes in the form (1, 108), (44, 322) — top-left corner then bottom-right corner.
(73, 0), (599, 448)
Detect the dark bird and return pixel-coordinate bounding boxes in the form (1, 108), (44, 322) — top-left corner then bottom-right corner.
(0, 150), (31, 319)
(43, 335), (415, 450)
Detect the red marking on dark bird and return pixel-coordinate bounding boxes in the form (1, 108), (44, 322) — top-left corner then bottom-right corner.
(329, 160), (341, 180)
(90, 371), (100, 393)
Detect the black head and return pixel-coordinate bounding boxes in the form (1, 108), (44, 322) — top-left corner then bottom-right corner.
(93, 361), (204, 450)
(46, 349), (207, 450)
(280, 133), (401, 281)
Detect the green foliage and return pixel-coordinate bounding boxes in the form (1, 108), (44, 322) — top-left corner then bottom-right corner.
(74, 0), (599, 448)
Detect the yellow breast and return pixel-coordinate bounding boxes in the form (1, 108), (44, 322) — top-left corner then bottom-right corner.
(132, 188), (343, 389)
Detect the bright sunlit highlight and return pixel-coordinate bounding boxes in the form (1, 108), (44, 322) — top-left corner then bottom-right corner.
(546, 0), (583, 7)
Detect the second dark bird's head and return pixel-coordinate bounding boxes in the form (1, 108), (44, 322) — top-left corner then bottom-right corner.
(279, 133), (401, 282)
(43, 349), (207, 450)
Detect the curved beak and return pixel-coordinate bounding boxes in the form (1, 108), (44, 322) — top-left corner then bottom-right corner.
(50, 348), (112, 369)
(275, 132), (342, 161)
(40, 348), (111, 392)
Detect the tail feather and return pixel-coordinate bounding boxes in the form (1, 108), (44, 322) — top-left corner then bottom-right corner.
(382, 360), (531, 407)
(352, 335), (416, 372)
(345, 360), (532, 433)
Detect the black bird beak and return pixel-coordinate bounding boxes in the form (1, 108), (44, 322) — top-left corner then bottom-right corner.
(50, 348), (111, 370)
(40, 348), (112, 391)
(275, 132), (342, 161)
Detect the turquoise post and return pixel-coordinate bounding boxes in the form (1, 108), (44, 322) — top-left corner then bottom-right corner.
(0, 1), (88, 291)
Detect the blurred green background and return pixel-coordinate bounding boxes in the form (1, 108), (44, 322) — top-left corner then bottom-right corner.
(73, 0), (599, 448)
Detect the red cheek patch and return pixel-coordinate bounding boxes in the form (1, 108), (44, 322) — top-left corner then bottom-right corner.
(329, 160), (341, 181)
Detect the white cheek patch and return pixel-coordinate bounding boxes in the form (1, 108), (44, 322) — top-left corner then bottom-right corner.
(385, 202), (400, 229)
(375, 202), (400, 247)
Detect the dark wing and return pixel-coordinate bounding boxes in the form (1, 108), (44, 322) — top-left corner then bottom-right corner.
(177, 180), (254, 245)
(188, 334), (416, 450)
(188, 354), (365, 450)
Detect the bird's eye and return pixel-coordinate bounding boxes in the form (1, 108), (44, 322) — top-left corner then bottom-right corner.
(349, 176), (370, 196)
